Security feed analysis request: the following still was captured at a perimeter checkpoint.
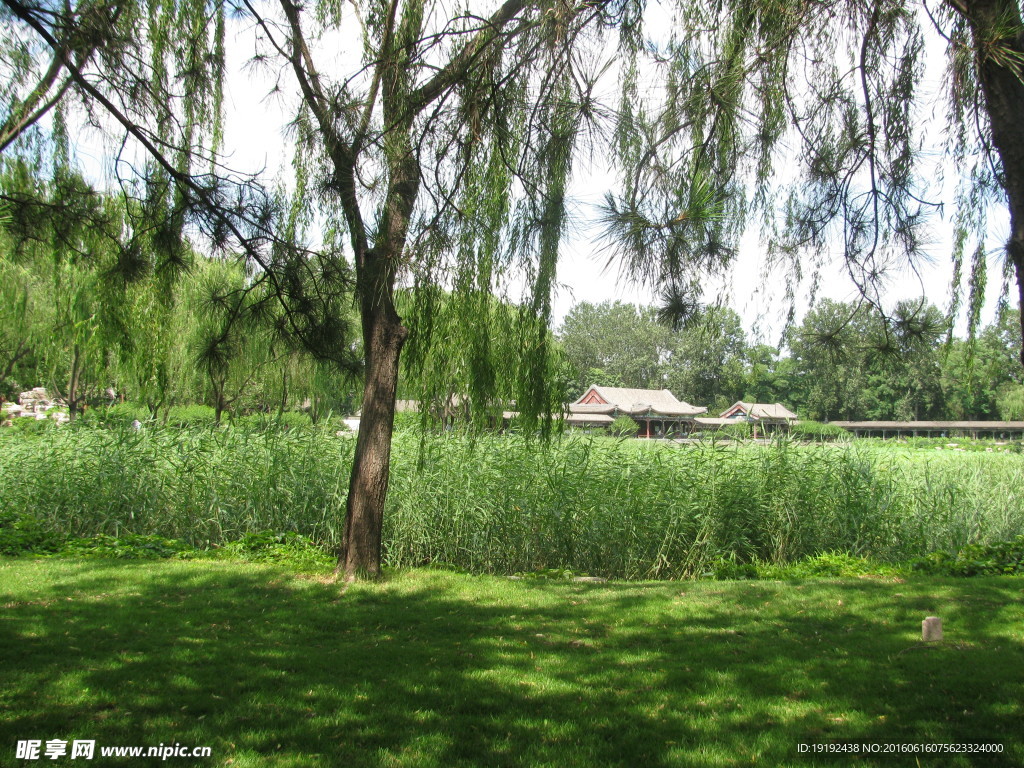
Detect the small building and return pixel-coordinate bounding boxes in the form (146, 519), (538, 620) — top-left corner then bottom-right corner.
(569, 385), (707, 438)
(717, 401), (798, 437)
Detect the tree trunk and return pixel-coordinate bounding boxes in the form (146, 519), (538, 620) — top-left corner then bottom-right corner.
(212, 374), (226, 425)
(329, 25), (421, 577)
(963, 0), (1024, 366)
(278, 369), (288, 419)
(337, 282), (408, 580)
(66, 343), (83, 421)
(147, 395), (165, 423)
(0, 340), (31, 389)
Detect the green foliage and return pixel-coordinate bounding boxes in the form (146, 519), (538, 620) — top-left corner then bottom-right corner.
(607, 415), (638, 437)
(720, 421), (753, 440)
(911, 536), (1024, 577)
(165, 404), (218, 428)
(401, 289), (565, 435)
(220, 530), (333, 572)
(790, 420), (852, 441)
(0, 167), (358, 427)
(7, 415), (55, 435)
(558, 302), (671, 397)
(996, 384), (1024, 421)
(230, 411), (315, 430)
(551, 296), (1024, 426)
(60, 533), (192, 559)
(0, 423), (354, 546)
(5, 0), (1024, 585)
(78, 402), (150, 428)
(392, 411), (423, 432)
(661, 306), (748, 410)
(557, 301), (747, 407)
(786, 299), (949, 422)
(0, 508), (329, 569)
(4, 426), (1024, 580)
(0, 511), (63, 555)
(708, 551), (906, 581)
(896, 437), (1022, 452)
(702, 555), (760, 580)
(760, 552), (902, 579)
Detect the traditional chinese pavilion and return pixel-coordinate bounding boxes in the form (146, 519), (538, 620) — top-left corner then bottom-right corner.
(708, 401), (798, 436)
(569, 385), (707, 438)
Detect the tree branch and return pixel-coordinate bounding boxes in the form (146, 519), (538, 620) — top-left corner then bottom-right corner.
(2, 0), (356, 369)
(275, 0), (368, 256)
(410, 0), (531, 112)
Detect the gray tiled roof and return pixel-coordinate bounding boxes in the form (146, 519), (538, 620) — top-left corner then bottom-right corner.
(721, 401), (798, 420)
(571, 386), (706, 417)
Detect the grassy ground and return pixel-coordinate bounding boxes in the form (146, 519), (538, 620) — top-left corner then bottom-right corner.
(2, 559), (1022, 767)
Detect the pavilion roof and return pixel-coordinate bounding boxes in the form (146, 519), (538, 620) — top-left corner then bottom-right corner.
(721, 401), (798, 421)
(572, 385), (706, 417)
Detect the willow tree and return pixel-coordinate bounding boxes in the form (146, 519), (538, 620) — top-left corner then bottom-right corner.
(6, 0), (1024, 579)
(944, 0), (1024, 354)
(237, 0), (776, 577)
(654, 0), (1024, 354)
(251, 0), (660, 578)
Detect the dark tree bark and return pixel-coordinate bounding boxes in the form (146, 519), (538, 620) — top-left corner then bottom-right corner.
(339, 268), (408, 578)
(336, 134), (419, 579)
(212, 373), (227, 425)
(0, 339), (32, 388)
(277, 369), (288, 419)
(956, 0), (1024, 365)
(66, 343), (83, 421)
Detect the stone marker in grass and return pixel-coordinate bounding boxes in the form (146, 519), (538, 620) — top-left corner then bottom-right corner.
(922, 616), (943, 641)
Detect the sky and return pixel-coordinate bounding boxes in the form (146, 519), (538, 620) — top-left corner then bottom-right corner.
(67, 2), (1010, 346)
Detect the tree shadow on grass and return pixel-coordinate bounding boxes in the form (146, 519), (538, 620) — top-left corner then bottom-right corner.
(1, 561), (1022, 767)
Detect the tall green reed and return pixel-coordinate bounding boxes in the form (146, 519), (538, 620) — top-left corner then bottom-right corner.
(0, 423), (353, 546)
(383, 434), (1024, 577)
(2, 426), (1022, 577)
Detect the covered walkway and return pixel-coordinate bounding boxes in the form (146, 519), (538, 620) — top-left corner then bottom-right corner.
(830, 421), (1024, 440)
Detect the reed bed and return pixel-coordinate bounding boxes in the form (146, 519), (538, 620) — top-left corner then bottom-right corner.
(386, 434), (1024, 577)
(2, 426), (1023, 577)
(0, 424), (354, 546)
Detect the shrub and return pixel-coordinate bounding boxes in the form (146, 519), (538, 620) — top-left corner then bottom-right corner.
(790, 420), (852, 442)
(60, 533), (193, 559)
(392, 412), (423, 432)
(762, 551), (897, 578)
(232, 411), (314, 430)
(0, 512), (64, 555)
(703, 555), (759, 580)
(911, 535), (1024, 576)
(166, 404), (219, 428)
(78, 402), (150, 428)
(607, 416), (638, 437)
(221, 530), (333, 571)
(274, 411), (314, 430)
(721, 421), (754, 440)
(8, 415), (56, 435)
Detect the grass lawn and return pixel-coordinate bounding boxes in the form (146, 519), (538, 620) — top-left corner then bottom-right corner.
(1, 559), (1022, 767)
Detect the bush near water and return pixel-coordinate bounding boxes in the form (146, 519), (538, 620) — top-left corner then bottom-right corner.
(2, 424), (1024, 579)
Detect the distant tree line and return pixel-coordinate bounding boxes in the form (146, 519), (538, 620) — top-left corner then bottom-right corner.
(557, 300), (1024, 422)
(0, 167), (361, 423)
